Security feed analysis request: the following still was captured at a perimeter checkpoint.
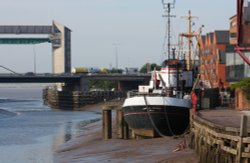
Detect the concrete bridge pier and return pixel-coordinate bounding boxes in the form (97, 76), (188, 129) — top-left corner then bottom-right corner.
(79, 78), (90, 92)
(43, 83), (84, 110)
(42, 75), (150, 110)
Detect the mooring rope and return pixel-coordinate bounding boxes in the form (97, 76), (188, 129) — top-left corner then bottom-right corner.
(143, 94), (190, 139)
(143, 95), (169, 138)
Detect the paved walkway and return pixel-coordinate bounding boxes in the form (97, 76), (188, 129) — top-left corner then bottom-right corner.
(198, 107), (250, 128)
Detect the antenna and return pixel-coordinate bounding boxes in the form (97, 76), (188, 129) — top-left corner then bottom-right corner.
(162, 0), (176, 8)
(162, 0), (176, 60)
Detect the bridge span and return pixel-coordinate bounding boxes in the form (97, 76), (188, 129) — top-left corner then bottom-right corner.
(0, 73), (151, 91)
(0, 73), (150, 83)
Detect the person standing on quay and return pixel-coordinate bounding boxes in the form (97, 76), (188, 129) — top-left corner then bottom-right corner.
(191, 90), (197, 114)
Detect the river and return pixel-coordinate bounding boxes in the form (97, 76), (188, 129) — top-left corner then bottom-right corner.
(0, 84), (101, 163)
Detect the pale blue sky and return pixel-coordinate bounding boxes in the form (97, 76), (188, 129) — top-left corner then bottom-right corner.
(0, 0), (236, 73)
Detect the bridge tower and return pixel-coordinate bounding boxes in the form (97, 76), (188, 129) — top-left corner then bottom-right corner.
(0, 21), (71, 73)
(51, 21), (71, 73)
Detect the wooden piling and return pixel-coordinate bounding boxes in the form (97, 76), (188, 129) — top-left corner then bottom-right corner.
(102, 109), (112, 140)
(236, 115), (248, 163)
(116, 109), (130, 139)
(116, 109), (124, 139)
(240, 115), (248, 137)
(123, 120), (129, 139)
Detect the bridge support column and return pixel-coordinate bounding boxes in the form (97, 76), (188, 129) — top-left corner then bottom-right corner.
(80, 77), (89, 92)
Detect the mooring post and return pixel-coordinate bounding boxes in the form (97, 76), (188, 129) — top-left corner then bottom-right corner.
(102, 109), (112, 140)
(236, 115), (248, 163)
(116, 109), (124, 139)
(240, 115), (248, 137)
(123, 120), (129, 139)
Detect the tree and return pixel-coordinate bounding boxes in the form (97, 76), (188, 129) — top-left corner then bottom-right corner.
(89, 80), (117, 90)
(139, 63), (161, 73)
(231, 77), (250, 101)
(109, 68), (123, 74)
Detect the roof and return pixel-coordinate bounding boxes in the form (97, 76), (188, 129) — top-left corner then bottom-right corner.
(214, 30), (229, 44)
(229, 15), (237, 20)
(201, 35), (205, 45)
(209, 32), (214, 44)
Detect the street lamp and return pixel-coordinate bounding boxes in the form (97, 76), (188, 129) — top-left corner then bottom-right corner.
(33, 45), (36, 73)
(113, 43), (119, 69)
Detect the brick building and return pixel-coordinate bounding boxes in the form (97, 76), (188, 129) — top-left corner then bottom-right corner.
(199, 31), (229, 88)
(226, 3), (250, 82)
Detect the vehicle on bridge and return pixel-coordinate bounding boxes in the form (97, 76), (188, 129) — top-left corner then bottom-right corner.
(71, 67), (108, 74)
(24, 72), (35, 76)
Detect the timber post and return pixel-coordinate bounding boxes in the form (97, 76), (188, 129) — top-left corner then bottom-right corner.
(236, 115), (248, 163)
(102, 98), (125, 140)
(116, 109), (124, 139)
(102, 109), (112, 140)
(116, 108), (130, 139)
(123, 120), (129, 139)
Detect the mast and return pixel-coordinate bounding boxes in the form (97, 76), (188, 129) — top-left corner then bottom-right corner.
(162, 0), (176, 95)
(180, 10), (198, 70)
(187, 11), (191, 71)
(162, 0), (175, 60)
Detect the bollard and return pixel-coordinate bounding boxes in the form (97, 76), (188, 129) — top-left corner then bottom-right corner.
(102, 109), (112, 140)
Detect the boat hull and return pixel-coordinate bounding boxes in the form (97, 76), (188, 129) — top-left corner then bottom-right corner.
(122, 96), (191, 136)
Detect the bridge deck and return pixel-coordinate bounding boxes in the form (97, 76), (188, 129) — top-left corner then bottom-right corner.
(0, 74), (150, 83)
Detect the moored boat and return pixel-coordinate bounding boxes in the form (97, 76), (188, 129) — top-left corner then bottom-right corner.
(121, 0), (198, 137)
(122, 59), (192, 136)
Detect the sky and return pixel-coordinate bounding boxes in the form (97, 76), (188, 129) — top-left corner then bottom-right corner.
(0, 0), (236, 73)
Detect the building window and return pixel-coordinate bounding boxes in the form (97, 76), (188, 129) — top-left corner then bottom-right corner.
(206, 60), (210, 64)
(231, 21), (236, 27)
(226, 51), (250, 81)
(230, 32), (237, 38)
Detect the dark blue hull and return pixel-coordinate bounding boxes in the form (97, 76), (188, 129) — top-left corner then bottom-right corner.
(122, 105), (190, 136)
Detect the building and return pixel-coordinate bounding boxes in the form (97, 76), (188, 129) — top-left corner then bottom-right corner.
(199, 31), (229, 88)
(229, 15), (237, 45)
(225, 3), (250, 82)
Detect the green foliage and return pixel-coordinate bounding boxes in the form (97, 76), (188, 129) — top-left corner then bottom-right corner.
(89, 80), (117, 90)
(139, 63), (161, 73)
(109, 68), (123, 74)
(231, 77), (250, 101)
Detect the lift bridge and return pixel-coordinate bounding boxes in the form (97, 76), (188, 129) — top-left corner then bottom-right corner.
(0, 21), (71, 73)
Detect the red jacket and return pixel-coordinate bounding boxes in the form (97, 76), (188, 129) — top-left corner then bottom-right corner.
(191, 92), (197, 105)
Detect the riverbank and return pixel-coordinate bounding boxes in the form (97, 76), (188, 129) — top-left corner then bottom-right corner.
(54, 103), (199, 163)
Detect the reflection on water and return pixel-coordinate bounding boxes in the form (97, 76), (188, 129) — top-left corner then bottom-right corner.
(0, 85), (101, 163)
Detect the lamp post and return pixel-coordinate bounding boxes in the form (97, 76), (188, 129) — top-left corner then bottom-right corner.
(33, 45), (36, 73)
(113, 43), (119, 69)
